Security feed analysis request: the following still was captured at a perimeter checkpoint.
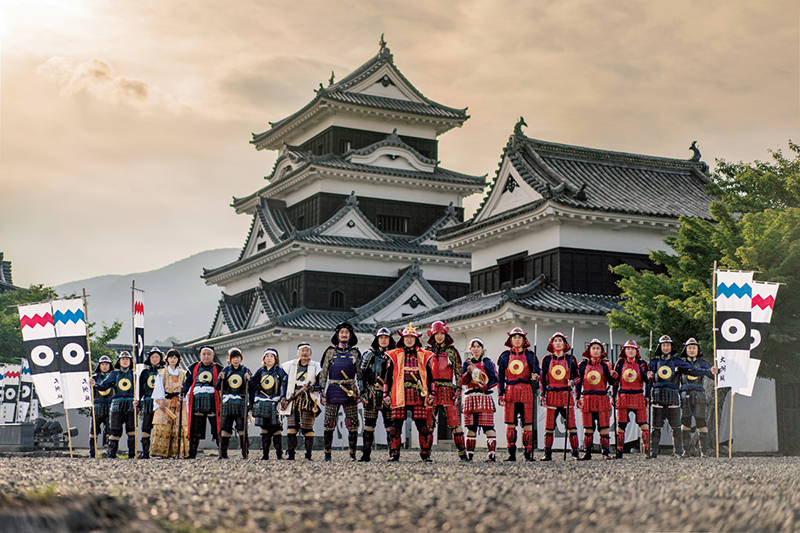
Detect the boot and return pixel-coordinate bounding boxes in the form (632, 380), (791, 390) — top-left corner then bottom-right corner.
(650, 429), (660, 459)
(360, 431), (374, 462)
(600, 435), (610, 460)
(699, 432), (710, 458)
(539, 448), (552, 461)
(522, 431), (534, 461)
(487, 435), (497, 462)
(454, 432), (468, 462)
(107, 439), (119, 459)
(240, 436), (249, 459)
(323, 430), (333, 461)
(348, 431), (358, 461)
(615, 446), (623, 460)
(572, 450), (580, 460)
(88, 437), (96, 458)
(579, 451), (592, 461)
(126, 436), (136, 459)
(681, 430), (692, 458)
(287, 434), (297, 461)
(273, 434), (283, 460)
(140, 437), (150, 459)
(261, 434), (271, 460)
(505, 447), (517, 462)
(188, 437), (200, 459)
(615, 432), (625, 459)
(672, 429), (683, 457)
(219, 436), (230, 459)
(304, 435), (314, 461)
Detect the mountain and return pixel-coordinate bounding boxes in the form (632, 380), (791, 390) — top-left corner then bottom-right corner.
(55, 248), (239, 344)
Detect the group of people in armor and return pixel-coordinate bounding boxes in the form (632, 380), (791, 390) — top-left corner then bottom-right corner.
(89, 321), (717, 462)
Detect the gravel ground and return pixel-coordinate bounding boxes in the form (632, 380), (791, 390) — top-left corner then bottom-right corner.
(0, 450), (798, 532)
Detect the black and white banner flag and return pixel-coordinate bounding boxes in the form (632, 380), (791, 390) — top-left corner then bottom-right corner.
(2, 365), (21, 423)
(133, 290), (145, 368)
(715, 271), (753, 390)
(52, 299), (92, 409)
(16, 359), (34, 423)
(19, 303), (63, 407)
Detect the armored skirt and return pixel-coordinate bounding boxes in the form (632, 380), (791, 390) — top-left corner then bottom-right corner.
(151, 368), (189, 458)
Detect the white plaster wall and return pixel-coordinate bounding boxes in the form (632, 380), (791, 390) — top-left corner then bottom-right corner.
(281, 114), (439, 148)
(718, 378), (779, 453)
(280, 172), (466, 208)
(470, 225), (560, 271)
(559, 224), (672, 255)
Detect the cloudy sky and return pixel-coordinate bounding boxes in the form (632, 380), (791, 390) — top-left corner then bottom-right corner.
(2, 0), (797, 287)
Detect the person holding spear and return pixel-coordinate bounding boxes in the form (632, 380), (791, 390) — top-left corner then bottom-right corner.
(181, 346), (223, 459)
(612, 340), (651, 459)
(575, 339), (617, 460)
(319, 322), (363, 462)
(540, 331), (580, 461)
(92, 351), (137, 459)
(133, 347), (163, 459)
(215, 348), (252, 459)
(89, 355), (114, 458)
(678, 338), (719, 457)
(151, 349), (189, 458)
(280, 343), (321, 461)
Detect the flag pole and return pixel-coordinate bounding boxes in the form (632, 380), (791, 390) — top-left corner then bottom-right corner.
(132, 281), (139, 459)
(565, 325), (575, 461)
(609, 328), (616, 450)
(83, 289), (98, 459)
(64, 406), (74, 458)
(729, 392), (734, 459)
(16, 358), (24, 423)
(712, 261), (719, 458)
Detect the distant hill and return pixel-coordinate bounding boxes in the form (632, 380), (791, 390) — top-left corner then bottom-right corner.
(56, 248), (239, 344)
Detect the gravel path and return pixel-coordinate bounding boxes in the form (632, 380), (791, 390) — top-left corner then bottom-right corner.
(0, 451), (797, 532)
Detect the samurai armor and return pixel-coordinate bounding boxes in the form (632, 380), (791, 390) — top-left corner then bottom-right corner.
(193, 393), (216, 414)
(652, 387), (680, 406)
(221, 397), (245, 417)
(253, 399), (280, 426)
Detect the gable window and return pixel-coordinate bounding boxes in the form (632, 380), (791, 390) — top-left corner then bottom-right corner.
(257, 242), (267, 252)
(330, 290), (345, 309)
(377, 214), (409, 234)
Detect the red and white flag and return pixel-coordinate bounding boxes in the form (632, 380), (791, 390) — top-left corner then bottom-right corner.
(133, 289), (145, 368)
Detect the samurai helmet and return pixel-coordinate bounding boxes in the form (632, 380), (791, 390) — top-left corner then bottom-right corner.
(654, 335), (675, 357)
(331, 322), (358, 348)
(227, 347), (244, 363)
(658, 335), (673, 345)
(680, 338), (704, 358)
(94, 355), (113, 373)
(621, 340), (641, 358)
(426, 321), (453, 346)
(546, 332), (571, 354)
(371, 327), (396, 352)
(262, 347), (280, 365)
(397, 323), (422, 348)
(115, 351), (133, 369)
(582, 338), (607, 359)
(146, 347), (164, 366)
(504, 327), (530, 349)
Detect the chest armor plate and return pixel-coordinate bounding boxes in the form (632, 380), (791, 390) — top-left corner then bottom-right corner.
(506, 352), (531, 381)
(96, 373), (112, 397)
(365, 351), (387, 384)
(260, 369), (280, 395)
(620, 360), (643, 389)
(330, 352), (356, 379)
(115, 371), (134, 395)
(655, 359), (679, 385)
(295, 365), (310, 386)
(682, 359), (703, 385)
(225, 368), (247, 394)
(430, 348), (454, 381)
(548, 357), (569, 386)
(141, 369), (157, 396)
(403, 353), (421, 382)
(583, 361), (607, 392)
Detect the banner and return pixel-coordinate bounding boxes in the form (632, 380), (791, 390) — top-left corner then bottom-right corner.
(133, 289), (145, 368)
(18, 302), (63, 406)
(0, 366), (5, 424)
(3, 365), (21, 423)
(15, 359), (34, 423)
(749, 282), (779, 360)
(715, 271), (753, 390)
(52, 299), (92, 409)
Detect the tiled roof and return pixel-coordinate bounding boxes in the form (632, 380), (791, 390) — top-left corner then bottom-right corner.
(353, 260), (446, 322)
(440, 126), (714, 240)
(252, 47), (468, 146)
(205, 194), (470, 281)
(384, 275), (622, 328)
(347, 128), (438, 165)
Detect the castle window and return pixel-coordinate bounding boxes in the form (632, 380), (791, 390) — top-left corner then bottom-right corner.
(377, 215), (409, 234)
(330, 290), (345, 309)
(291, 290), (298, 309)
(257, 242), (267, 252)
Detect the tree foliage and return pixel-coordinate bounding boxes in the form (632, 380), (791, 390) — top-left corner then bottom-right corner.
(609, 143), (800, 380)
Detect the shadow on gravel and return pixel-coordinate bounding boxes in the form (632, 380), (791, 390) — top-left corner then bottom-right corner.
(0, 493), (161, 533)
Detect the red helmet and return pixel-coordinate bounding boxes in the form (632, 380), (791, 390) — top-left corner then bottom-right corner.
(426, 321), (453, 346)
(621, 340), (641, 358)
(581, 338), (607, 359)
(504, 327), (530, 349)
(546, 332), (571, 354)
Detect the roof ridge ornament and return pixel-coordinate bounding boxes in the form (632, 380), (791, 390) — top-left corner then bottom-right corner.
(514, 116), (528, 137)
(689, 140), (701, 162)
(328, 71), (335, 87)
(346, 190), (359, 207)
(445, 201), (456, 217)
(378, 33), (392, 61)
